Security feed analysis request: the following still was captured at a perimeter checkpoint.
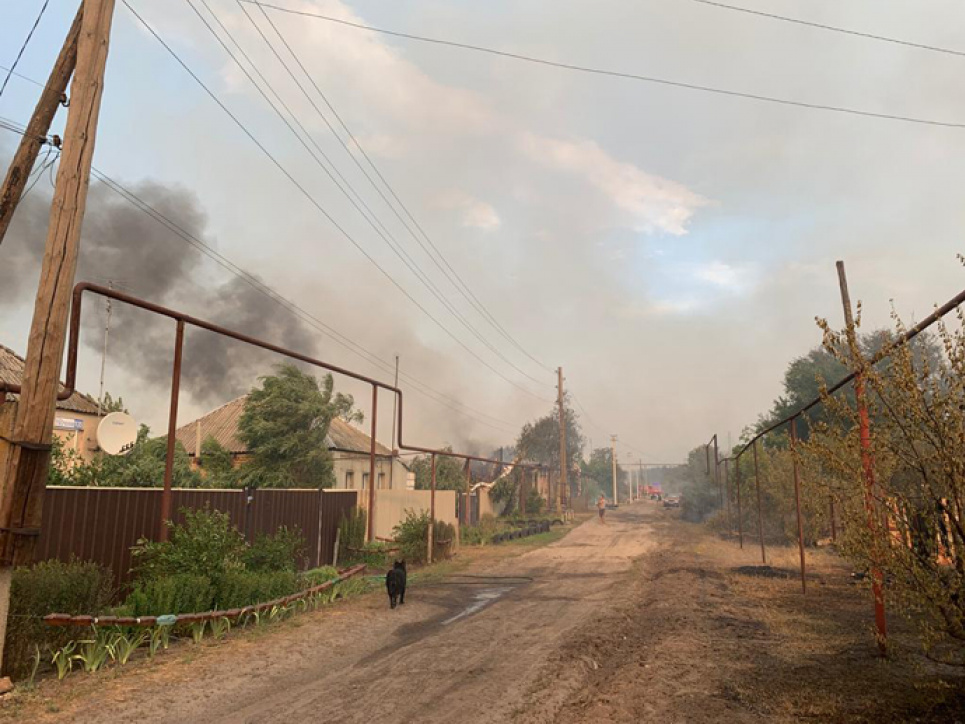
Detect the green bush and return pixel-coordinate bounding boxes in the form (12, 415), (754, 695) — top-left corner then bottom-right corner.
(214, 570), (298, 609)
(299, 566), (339, 588)
(3, 559), (114, 680)
(394, 509), (431, 563)
(338, 507), (367, 552)
(131, 507), (245, 581)
(243, 526), (304, 572)
(125, 574), (214, 616)
(392, 510), (455, 563)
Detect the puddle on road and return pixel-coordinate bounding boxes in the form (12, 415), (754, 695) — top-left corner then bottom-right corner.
(442, 587), (511, 625)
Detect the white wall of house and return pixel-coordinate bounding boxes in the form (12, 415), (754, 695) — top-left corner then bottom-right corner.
(370, 489), (458, 541)
(331, 453), (410, 491)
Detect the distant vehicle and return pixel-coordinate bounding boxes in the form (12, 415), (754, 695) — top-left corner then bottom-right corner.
(663, 495), (681, 509)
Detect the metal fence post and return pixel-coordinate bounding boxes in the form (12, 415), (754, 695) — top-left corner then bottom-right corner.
(367, 384), (377, 543)
(160, 319), (184, 542)
(428, 453), (436, 564)
(736, 454), (744, 549)
(753, 441), (766, 564)
(790, 418), (806, 594)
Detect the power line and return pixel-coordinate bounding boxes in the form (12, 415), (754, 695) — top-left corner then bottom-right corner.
(246, 1), (553, 374)
(247, 0), (965, 130)
(0, 65), (44, 90)
(0, 116), (521, 435)
(120, 0), (553, 403)
(689, 0), (965, 59)
(188, 0), (547, 388)
(0, 0), (51, 98)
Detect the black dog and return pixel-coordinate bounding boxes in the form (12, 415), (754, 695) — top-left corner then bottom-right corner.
(386, 560), (407, 609)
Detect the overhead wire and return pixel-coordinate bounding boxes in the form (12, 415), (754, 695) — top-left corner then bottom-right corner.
(0, 0), (51, 99)
(246, 0), (965, 130)
(187, 0), (548, 389)
(246, 1), (553, 374)
(0, 116), (520, 435)
(688, 0), (965, 59)
(120, 0), (553, 403)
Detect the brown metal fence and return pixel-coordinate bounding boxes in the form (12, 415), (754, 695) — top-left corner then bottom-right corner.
(36, 486), (358, 587)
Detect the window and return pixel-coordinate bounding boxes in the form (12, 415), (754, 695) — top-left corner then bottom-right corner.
(378, 473), (386, 489)
(345, 471), (354, 489)
(362, 473), (370, 489)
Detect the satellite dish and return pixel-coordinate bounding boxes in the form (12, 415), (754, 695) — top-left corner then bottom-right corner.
(97, 412), (138, 455)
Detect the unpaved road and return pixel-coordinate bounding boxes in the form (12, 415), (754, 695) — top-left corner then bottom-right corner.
(19, 506), (654, 723)
(9, 504), (963, 723)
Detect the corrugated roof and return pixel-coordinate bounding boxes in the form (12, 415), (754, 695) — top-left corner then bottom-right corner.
(174, 394), (392, 457)
(0, 343), (101, 415)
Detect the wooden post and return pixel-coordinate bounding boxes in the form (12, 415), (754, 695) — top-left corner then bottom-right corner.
(836, 260), (887, 653)
(0, 0), (116, 673)
(0, 5), (82, 247)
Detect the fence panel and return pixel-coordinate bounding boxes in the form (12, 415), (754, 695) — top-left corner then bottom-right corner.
(36, 486), (358, 588)
(318, 490), (358, 566)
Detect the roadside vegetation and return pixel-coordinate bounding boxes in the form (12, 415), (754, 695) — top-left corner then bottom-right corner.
(4, 508), (366, 682)
(677, 305), (965, 666)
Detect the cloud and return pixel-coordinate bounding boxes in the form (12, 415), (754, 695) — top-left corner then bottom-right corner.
(694, 261), (755, 293)
(434, 190), (500, 231)
(520, 134), (708, 235)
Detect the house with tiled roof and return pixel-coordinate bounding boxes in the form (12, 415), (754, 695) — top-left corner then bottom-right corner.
(174, 395), (412, 490)
(0, 343), (103, 462)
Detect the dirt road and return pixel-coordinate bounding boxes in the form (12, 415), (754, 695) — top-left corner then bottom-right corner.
(8, 504), (963, 723)
(18, 506), (654, 724)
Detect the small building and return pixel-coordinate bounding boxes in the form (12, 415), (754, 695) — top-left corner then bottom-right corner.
(174, 395), (412, 490)
(0, 343), (103, 462)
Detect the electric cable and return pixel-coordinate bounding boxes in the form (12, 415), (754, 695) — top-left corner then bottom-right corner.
(247, 0), (965, 130)
(0, 0), (51, 99)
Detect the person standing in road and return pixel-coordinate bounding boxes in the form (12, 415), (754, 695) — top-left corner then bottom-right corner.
(597, 494), (607, 524)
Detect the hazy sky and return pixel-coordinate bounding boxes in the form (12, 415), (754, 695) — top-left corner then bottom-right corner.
(2, 0), (964, 463)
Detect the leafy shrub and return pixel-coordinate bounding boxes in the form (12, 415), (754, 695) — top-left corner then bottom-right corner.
(338, 507), (367, 552)
(214, 570), (298, 609)
(131, 507), (245, 581)
(126, 574), (214, 616)
(525, 489), (546, 514)
(299, 566), (339, 588)
(392, 510), (455, 563)
(243, 526), (304, 572)
(394, 509), (431, 563)
(4, 559), (113, 680)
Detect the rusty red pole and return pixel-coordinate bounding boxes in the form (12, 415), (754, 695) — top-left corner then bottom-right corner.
(464, 461), (471, 526)
(753, 441), (766, 564)
(836, 260), (887, 653)
(714, 437), (721, 509)
(723, 458), (731, 531)
(428, 453), (436, 564)
(790, 418), (806, 594)
(160, 319), (185, 542)
(736, 454), (744, 549)
(367, 385), (377, 542)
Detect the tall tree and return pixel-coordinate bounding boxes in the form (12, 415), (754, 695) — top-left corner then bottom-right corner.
(411, 447), (466, 491)
(237, 364), (359, 488)
(580, 447), (624, 498)
(515, 396), (585, 473)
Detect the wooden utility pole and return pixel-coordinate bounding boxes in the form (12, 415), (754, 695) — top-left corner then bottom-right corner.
(610, 435), (618, 505)
(0, 0), (117, 671)
(836, 260), (888, 654)
(556, 367), (567, 513)
(0, 5), (83, 247)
